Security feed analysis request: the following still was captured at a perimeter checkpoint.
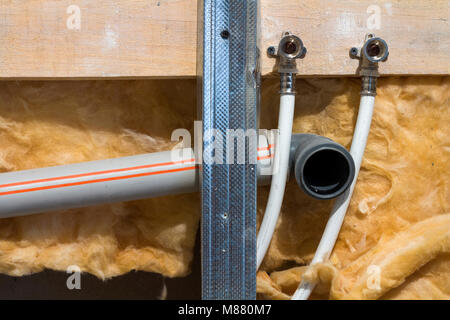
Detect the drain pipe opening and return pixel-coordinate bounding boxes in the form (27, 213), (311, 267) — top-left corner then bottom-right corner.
(302, 149), (352, 198)
(290, 134), (355, 200)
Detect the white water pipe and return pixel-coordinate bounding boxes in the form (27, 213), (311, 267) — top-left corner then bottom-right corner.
(0, 150), (198, 218)
(0, 142), (273, 219)
(256, 94), (296, 268)
(292, 95), (375, 300)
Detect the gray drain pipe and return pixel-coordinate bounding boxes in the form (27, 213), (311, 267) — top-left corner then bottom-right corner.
(290, 134), (355, 200)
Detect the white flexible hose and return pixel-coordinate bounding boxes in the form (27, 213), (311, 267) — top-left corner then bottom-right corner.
(292, 95), (375, 300)
(257, 94), (296, 268)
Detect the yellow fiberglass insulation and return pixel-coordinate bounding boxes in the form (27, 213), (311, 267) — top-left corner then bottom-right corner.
(0, 77), (449, 299)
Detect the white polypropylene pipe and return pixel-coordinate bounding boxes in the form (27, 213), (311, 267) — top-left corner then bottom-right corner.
(0, 142), (274, 219)
(257, 94), (296, 268)
(0, 150), (198, 218)
(292, 95), (375, 300)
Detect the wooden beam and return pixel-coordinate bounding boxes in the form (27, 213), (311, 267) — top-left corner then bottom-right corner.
(0, 0), (197, 79)
(0, 0), (448, 79)
(260, 0), (450, 76)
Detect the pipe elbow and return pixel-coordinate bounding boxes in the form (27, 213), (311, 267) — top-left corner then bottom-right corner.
(290, 134), (355, 200)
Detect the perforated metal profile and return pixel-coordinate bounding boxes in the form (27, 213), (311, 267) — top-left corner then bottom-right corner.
(198, 0), (259, 300)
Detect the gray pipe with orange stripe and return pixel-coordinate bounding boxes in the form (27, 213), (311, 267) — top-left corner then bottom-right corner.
(0, 134), (354, 218)
(0, 135), (273, 218)
(0, 150), (198, 218)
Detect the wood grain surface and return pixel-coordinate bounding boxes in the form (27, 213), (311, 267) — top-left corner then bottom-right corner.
(0, 0), (448, 78)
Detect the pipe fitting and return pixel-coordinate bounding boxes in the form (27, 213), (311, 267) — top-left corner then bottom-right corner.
(361, 75), (378, 96)
(267, 32), (306, 94)
(350, 34), (389, 96)
(289, 134), (355, 200)
(278, 34), (306, 61)
(362, 37), (389, 63)
(280, 73), (296, 94)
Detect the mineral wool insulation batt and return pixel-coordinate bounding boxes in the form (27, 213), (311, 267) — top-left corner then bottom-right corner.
(0, 77), (448, 299)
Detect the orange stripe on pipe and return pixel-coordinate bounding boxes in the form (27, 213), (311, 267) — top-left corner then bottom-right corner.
(0, 158), (196, 189)
(1, 145), (273, 195)
(0, 166), (198, 197)
(257, 144), (274, 152)
(257, 154), (273, 161)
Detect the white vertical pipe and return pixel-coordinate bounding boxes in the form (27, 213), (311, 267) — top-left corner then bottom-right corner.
(292, 95), (376, 300)
(257, 94), (296, 268)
